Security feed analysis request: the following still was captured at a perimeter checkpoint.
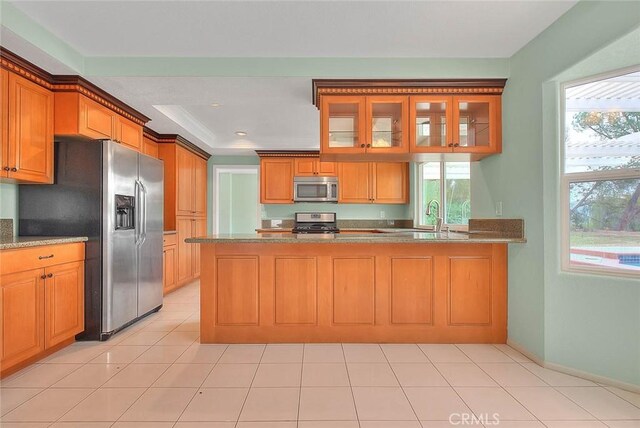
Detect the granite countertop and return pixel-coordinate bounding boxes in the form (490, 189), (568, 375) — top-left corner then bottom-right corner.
(186, 231), (526, 244)
(0, 236), (89, 250)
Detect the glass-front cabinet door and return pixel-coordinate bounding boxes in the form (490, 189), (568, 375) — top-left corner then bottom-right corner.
(365, 96), (408, 153)
(321, 96), (366, 153)
(452, 95), (501, 153)
(409, 96), (453, 152)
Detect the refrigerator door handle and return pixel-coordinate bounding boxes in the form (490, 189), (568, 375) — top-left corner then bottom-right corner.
(134, 179), (142, 246)
(140, 181), (147, 246)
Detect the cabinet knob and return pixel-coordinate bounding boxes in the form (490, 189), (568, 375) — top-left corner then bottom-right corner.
(2, 166), (9, 171)
(453, 143), (460, 147)
(366, 144), (371, 148)
(360, 144), (365, 148)
(40, 274), (46, 280)
(10, 167), (17, 172)
(448, 143), (454, 147)
(47, 273), (53, 278)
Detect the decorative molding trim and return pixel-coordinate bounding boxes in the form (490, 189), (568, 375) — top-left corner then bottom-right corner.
(312, 78), (507, 107)
(145, 126), (211, 160)
(506, 339), (640, 393)
(255, 150), (320, 158)
(1, 46), (150, 125)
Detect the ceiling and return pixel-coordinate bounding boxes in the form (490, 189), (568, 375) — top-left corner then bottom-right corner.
(3, 0), (579, 155)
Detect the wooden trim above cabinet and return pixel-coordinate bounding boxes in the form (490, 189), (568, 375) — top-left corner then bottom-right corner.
(144, 127), (211, 160)
(0, 47), (150, 126)
(312, 78), (507, 108)
(256, 150), (320, 158)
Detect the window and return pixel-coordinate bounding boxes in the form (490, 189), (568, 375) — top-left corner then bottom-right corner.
(562, 68), (640, 276)
(416, 162), (471, 227)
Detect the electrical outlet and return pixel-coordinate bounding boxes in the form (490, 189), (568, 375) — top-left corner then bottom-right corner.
(495, 201), (503, 217)
(380, 210), (386, 219)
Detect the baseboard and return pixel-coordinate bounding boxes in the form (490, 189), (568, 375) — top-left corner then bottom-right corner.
(507, 338), (640, 394)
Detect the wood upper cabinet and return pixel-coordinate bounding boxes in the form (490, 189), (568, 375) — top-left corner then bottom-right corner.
(194, 157), (208, 217)
(452, 95), (502, 154)
(55, 93), (115, 140)
(371, 162), (409, 204)
(142, 136), (159, 158)
(409, 95), (502, 155)
(321, 95), (367, 154)
(338, 162), (371, 203)
(176, 146), (196, 216)
(0, 69), (8, 179)
(338, 162), (408, 204)
(294, 158), (337, 176)
(0, 268), (45, 368)
(3, 72), (54, 184)
(115, 116), (142, 151)
(54, 93), (145, 153)
(365, 96), (409, 153)
(260, 158), (294, 204)
(44, 261), (84, 348)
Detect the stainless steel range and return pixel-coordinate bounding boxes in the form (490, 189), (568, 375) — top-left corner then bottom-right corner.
(292, 212), (339, 234)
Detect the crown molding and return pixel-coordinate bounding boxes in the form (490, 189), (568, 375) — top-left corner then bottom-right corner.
(312, 78), (507, 107)
(255, 150), (320, 158)
(144, 126), (211, 160)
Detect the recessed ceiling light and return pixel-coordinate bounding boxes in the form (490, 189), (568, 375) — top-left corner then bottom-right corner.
(210, 103), (222, 107)
(235, 131), (248, 137)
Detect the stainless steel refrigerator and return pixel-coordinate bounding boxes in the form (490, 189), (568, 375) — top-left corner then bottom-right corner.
(19, 139), (164, 340)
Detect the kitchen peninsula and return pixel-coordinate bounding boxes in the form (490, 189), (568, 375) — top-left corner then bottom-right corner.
(187, 221), (524, 344)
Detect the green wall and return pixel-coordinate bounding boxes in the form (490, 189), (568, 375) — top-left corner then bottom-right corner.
(474, 1), (640, 386)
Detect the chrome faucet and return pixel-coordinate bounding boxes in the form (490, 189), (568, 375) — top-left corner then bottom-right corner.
(426, 199), (443, 232)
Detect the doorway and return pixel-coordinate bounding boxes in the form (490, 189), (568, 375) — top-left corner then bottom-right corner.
(213, 166), (260, 234)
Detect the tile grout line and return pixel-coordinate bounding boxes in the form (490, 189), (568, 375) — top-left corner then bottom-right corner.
(233, 344), (267, 428)
(297, 344), (305, 428)
(469, 344), (548, 425)
(380, 344), (422, 424)
(173, 342), (229, 425)
(341, 344), (362, 428)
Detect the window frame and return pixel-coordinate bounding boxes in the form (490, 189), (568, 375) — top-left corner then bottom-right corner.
(560, 66), (640, 278)
(414, 161), (470, 230)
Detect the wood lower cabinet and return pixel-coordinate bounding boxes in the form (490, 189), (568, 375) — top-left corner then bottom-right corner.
(0, 243), (85, 376)
(163, 234), (177, 295)
(0, 268), (45, 369)
(1, 71), (54, 184)
(260, 158), (294, 204)
(44, 261), (84, 348)
(176, 217), (207, 287)
(200, 242), (507, 343)
(338, 162), (409, 204)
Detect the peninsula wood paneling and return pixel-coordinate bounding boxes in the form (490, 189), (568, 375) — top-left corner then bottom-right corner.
(198, 242), (507, 343)
(390, 257), (433, 325)
(332, 257), (375, 325)
(216, 257), (259, 325)
(448, 256), (492, 326)
(274, 257), (317, 325)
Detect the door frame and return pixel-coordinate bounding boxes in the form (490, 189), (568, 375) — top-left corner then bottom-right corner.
(212, 165), (260, 234)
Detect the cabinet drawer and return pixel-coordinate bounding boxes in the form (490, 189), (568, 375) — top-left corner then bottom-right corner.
(0, 243), (85, 276)
(163, 234), (177, 247)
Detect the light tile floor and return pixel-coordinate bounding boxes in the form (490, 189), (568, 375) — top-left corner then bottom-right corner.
(1, 281), (639, 428)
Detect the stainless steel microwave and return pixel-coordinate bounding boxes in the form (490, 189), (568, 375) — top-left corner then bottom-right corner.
(293, 176), (338, 202)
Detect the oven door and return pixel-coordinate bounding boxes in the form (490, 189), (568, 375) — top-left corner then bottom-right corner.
(294, 178), (338, 202)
